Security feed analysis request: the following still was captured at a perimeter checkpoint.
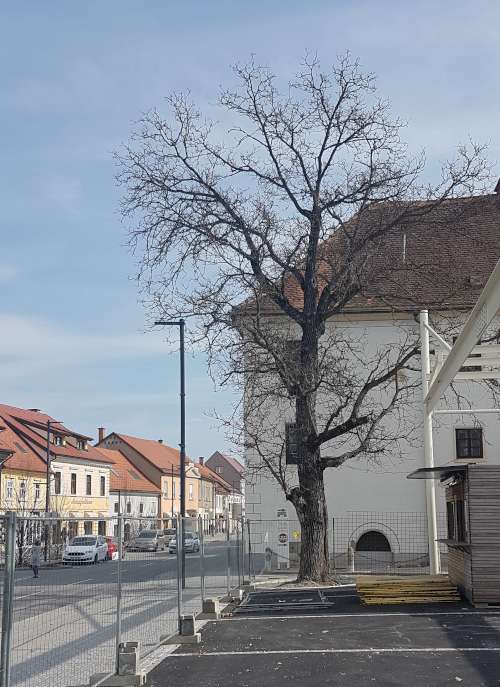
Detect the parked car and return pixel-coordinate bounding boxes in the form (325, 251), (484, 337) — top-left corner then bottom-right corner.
(63, 535), (108, 564)
(105, 536), (125, 560)
(162, 528), (176, 545)
(169, 531), (200, 554)
(127, 530), (167, 552)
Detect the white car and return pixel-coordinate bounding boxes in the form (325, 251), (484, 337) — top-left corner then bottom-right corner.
(168, 532), (200, 554)
(63, 535), (108, 565)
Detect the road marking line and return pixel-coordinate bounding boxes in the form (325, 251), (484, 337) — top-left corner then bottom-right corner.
(221, 610), (500, 621)
(172, 646), (500, 657)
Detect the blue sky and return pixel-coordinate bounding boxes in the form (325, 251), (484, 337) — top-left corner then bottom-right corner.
(1, 1), (499, 459)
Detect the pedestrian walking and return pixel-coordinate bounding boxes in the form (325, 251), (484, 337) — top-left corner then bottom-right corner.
(31, 539), (41, 578)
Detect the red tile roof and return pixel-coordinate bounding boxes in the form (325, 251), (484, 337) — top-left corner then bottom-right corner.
(240, 194), (500, 315)
(0, 404), (114, 465)
(198, 463), (233, 493)
(114, 433), (185, 473)
(95, 448), (160, 494)
(0, 420), (47, 474)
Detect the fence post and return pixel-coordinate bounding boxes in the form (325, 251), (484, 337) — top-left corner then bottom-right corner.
(198, 515), (205, 603)
(115, 514), (124, 674)
(176, 515), (183, 633)
(331, 517), (335, 573)
(1, 512), (17, 687)
(225, 512), (231, 596)
(236, 518), (241, 587)
(246, 519), (253, 581)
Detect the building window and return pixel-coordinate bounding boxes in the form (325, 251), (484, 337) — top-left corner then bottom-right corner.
(77, 439), (87, 450)
(216, 467), (223, 474)
(84, 521), (93, 535)
(19, 480), (27, 500)
(86, 475), (92, 495)
(6, 479), (13, 500)
(285, 423), (298, 465)
(114, 502), (119, 513)
(139, 503), (144, 514)
(113, 524), (118, 537)
(456, 428), (483, 459)
(126, 501), (131, 514)
(68, 521), (78, 538)
(189, 483), (193, 500)
(100, 476), (105, 496)
(98, 521), (106, 536)
(164, 482), (168, 498)
(71, 473), (77, 495)
(172, 482), (176, 498)
(34, 482), (41, 502)
(54, 471), (62, 495)
(53, 435), (64, 446)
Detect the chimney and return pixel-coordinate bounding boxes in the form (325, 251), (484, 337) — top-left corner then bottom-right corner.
(158, 439), (163, 444)
(98, 427), (105, 443)
(199, 456), (204, 466)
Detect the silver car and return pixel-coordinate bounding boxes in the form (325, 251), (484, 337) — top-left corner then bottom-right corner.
(128, 529), (166, 552)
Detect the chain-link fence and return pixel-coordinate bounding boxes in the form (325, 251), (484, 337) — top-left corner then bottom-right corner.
(0, 513), (246, 687)
(245, 512), (448, 577)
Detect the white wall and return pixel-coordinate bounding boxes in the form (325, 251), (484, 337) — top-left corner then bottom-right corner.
(245, 312), (500, 554)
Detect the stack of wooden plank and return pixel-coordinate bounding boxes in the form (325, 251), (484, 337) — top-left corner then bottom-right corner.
(356, 575), (461, 605)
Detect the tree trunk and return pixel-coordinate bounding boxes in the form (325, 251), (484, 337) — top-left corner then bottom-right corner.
(293, 449), (330, 582)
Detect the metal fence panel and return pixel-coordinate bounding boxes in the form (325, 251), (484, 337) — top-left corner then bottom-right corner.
(9, 516), (117, 687)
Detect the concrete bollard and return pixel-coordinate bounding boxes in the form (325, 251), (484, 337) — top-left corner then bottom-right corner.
(90, 642), (146, 686)
(162, 613), (201, 645)
(201, 597), (220, 618)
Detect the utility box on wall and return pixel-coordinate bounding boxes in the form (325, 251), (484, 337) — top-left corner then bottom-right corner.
(409, 464), (500, 606)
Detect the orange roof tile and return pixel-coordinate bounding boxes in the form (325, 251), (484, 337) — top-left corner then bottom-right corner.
(95, 448), (160, 494)
(0, 404), (114, 465)
(115, 433), (186, 473)
(198, 463), (233, 493)
(0, 418), (47, 474)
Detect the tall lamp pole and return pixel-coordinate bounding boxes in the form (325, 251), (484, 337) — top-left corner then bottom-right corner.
(154, 319), (186, 584)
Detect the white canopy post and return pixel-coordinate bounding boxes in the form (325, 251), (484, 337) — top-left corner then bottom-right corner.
(419, 310), (440, 575)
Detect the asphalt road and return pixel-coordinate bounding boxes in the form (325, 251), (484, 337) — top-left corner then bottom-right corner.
(6, 539), (239, 687)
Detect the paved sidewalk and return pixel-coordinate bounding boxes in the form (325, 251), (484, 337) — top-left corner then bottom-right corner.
(146, 588), (500, 686)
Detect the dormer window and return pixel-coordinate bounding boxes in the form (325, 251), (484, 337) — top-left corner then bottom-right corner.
(77, 439), (87, 450)
(53, 435), (65, 446)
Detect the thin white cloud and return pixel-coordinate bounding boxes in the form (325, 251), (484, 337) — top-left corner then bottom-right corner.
(0, 266), (17, 282)
(0, 313), (172, 381)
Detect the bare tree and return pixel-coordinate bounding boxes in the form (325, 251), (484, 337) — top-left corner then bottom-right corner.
(117, 55), (490, 581)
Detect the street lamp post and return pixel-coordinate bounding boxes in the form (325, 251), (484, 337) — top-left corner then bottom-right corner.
(44, 420), (52, 562)
(154, 319), (186, 586)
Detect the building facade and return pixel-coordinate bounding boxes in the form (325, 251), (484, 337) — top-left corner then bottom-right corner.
(0, 404), (113, 537)
(95, 446), (161, 539)
(206, 451), (245, 518)
(242, 192), (500, 568)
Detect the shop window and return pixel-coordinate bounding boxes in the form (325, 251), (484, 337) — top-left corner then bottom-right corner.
(84, 521), (93, 535)
(98, 521), (106, 536)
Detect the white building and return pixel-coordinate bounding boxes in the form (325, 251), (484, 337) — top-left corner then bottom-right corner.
(243, 193), (500, 570)
(95, 447), (160, 539)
